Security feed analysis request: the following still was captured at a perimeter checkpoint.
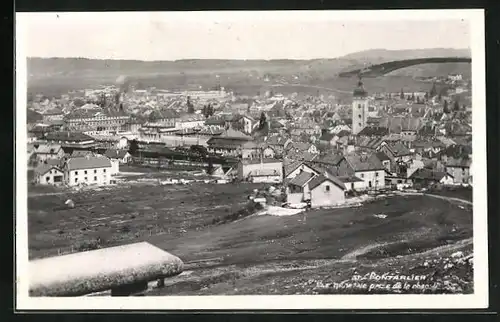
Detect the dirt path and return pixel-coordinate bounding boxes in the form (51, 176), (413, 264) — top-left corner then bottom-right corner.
(396, 191), (472, 205)
(341, 242), (392, 260)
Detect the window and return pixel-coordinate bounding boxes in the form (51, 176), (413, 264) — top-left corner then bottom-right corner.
(74, 171), (78, 175)
(325, 185), (330, 192)
(46, 177), (50, 182)
(75, 178), (78, 183)
(360, 173), (364, 178)
(84, 170), (87, 174)
(358, 104), (361, 109)
(94, 169), (97, 174)
(94, 176), (97, 181)
(397, 180), (403, 184)
(85, 177), (88, 181)
(358, 123), (362, 127)
(375, 172), (379, 177)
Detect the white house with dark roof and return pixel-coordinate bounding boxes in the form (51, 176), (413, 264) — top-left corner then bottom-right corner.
(104, 149), (131, 174)
(63, 155), (112, 186)
(286, 171), (315, 205)
(33, 143), (65, 165)
(34, 164), (64, 185)
(308, 175), (346, 208)
(337, 153), (386, 190)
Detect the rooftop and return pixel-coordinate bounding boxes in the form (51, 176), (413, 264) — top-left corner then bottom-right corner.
(66, 155), (112, 171)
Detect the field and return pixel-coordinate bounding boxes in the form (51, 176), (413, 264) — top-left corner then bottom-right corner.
(27, 174), (474, 295)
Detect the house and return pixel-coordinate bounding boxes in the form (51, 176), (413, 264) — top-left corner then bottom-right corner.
(318, 132), (337, 146)
(286, 171), (316, 205)
(261, 146), (276, 159)
(290, 142), (319, 155)
(41, 108), (64, 122)
(264, 135), (294, 156)
(335, 176), (365, 192)
(231, 114), (256, 134)
(63, 155), (113, 186)
(104, 149), (132, 174)
(409, 168), (455, 187)
(206, 128), (253, 157)
(377, 141), (412, 163)
(237, 158), (283, 183)
(241, 141), (261, 159)
(375, 151), (391, 172)
(337, 153), (386, 190)
(308, 175), (346, 208)
(284, 160), (320, 180)
(42, 131), (96, 149)
(445, 157), (472, 185)
(34, 164), (64, 185)
(33, 143), (65, 166)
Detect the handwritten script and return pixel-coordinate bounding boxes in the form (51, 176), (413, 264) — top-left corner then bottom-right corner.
(331, 272), (436, 292)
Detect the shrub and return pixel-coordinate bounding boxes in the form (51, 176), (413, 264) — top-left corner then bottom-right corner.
(74, 238), (102, 252)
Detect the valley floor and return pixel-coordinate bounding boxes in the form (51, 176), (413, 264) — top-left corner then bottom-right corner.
(27, 174), (473, 295)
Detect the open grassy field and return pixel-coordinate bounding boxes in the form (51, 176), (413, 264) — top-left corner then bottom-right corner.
(27, 176), (473, 294)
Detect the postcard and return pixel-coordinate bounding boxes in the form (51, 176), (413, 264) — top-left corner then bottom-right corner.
(15, 9), (488, 310)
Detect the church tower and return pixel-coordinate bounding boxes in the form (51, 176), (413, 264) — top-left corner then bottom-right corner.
(352, 76), (369, 135)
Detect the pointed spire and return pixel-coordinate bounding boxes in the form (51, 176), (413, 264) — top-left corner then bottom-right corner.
(353, 74), (368, 97)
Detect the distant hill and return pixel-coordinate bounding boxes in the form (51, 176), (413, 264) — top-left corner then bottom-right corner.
(27, 48), (471, 95)
(339, 48), (470, 62)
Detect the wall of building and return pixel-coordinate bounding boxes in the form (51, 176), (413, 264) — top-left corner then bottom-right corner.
(352, 98), (369, 135)
(238, 162), (283, 182)
(343, 180), (366, 191)
(310, 181), (345, 208)
(446, 166), (470, 184)
(355, 169), (385, 189)
(36, 169), (64, 185)
(110, 159), (120, 175)
(251, 175), (282, 183)
(286, 165), (318, 180)
(65, 166), (111, 186)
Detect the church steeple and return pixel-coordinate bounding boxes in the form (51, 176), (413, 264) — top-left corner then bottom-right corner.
(352, 74), (369, 135)
(353, 74), (368, 97)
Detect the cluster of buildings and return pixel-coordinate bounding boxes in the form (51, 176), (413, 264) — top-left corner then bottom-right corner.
(28, 131), (132, 187)
(27, 72), (472, 208)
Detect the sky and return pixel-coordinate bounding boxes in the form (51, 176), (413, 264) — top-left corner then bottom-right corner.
(18, 11), (472, 61)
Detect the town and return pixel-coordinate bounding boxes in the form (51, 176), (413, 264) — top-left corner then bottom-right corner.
(27, 71), (472, 208)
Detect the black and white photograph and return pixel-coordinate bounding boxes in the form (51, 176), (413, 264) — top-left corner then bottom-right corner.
(15, 10), (488, 310)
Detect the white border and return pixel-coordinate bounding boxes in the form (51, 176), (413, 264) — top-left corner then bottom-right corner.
(15, 9), (488, 310)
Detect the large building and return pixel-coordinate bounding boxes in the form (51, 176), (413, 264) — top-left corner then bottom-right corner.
(63, 155), (113, 186)
(65, 108), (130, 134)
(352, 79), (369, 135)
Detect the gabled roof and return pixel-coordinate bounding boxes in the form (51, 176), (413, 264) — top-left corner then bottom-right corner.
(44, 132), (95, 142)
(409, 168), (452, 180)
(66, 156), (112, 171)
(35, 144), (62, 154)
(446, 157), (472, 168)
(343, 153), (385, 172)
(319, 132), (336, 142)
(375, 151), (391, 162)
(357, 126), (389, 137)
(104, 149), (129, 159)
(308, 174), (346, 190)
(383, 142), (412, 157)
(34, 164), (62, 176)
(336, 175), (365, 183)
(289, 171), (315, 187)
(336, 130), (351, 137)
